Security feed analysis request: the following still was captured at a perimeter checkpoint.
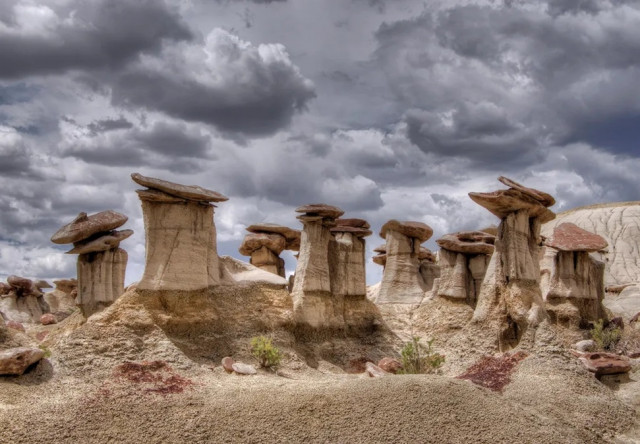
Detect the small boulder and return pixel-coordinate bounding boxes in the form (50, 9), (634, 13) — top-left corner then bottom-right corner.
(6, 321), (25, 332)
(574, 340), (596, 352)
(40, 313), (57, 325)
(232, 362), (257, 375)
(378, 357), (402, 374)
(222, 357), (235, 373)
(0, 347), (45, 376)
(365, 362), (387, 378)
(578, 352), (631, 377)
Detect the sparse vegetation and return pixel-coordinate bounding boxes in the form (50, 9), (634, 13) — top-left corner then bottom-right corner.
(251, 336), (282, 369)
(591, 319), (622, 351)
(397, 337), (445, 374)
(38, 344), (51, 358)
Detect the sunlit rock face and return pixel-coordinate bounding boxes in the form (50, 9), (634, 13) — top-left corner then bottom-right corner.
(470, 176), (556, 351)
(132, 173), (227, 292)
(376, 220), (433, 305)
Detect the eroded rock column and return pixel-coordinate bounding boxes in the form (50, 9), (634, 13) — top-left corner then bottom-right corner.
(132, 173), (228, 291)
(469, 176), (556, 350)
(377, 220), (433, 304)
(51, 210), (131, 317)
(240, 223), (300, 277)
(291, 204), (344, 327)
(540, 222), (607, 326)
(330, 218), (372, 298)
(433, 230), (494, 307)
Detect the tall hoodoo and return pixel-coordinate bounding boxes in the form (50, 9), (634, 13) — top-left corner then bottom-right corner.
(433, 230), (495, 307)
(377, 220), (433, 304)
(330, 218), (372, 298)
(540, 222), (607, 326)
(51, 210), (131, 317)
(469, 176), (556, 350)
(132, 173), (228, 291)
(291, 203), (344, 327)
(240, 223), (301, 277)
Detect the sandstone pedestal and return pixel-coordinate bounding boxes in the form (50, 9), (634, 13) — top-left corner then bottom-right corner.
(291, 204), (344, 328)
(376, 220), (433, 304)
(433, 231), (494, 307)
(132, 173), (228, 291)
(239, 224), (300, 277)
(51, 210), (131, 317)
(541, 223), (608, 327)
(470, 176), (556, 351)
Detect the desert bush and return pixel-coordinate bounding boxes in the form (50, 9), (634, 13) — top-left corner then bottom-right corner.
(38, 344), (51, 358)
(591, 319), (622, 351)
(251, 336), (282, 369)
(398, 337), (445, 374)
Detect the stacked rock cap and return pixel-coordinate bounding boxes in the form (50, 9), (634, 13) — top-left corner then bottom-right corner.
(66, 229), (134, 254)
(480, 225), (498, 236)
(437, 231), (495, 255)
(373, 244), (386, 254)
(379, 220), (433, 243)
(53, 278), (77, 293)
(331, 218), (372, 237)
(34, 280), (53, 289)
(295, 203), (344, 219)
(545, 223), (608, 252)
(372, 254), (386, 266)
(132, 172), (228, 203)
(51, 211), (128, 245)
(239, 232), (287, 256)
(7, 275), (35, 292)
(468, 176), (555, 223)
(418, 247), (436, 262)
(246, 223), (301, 251)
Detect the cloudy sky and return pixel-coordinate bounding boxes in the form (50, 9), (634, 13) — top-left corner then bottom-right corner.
(1, 0), (639, 285)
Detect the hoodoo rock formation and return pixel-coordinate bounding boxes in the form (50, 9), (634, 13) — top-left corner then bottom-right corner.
(330, 218), (372, 298)
(240, 224), (301, 277)
(51, 210), (130, 317)
(376, 220), (433, 304)
(433, 231), (495, 307)
(132, 173), (228, 291)
(470, 177), (556, 350)
(44, 279), (77, 314)
(0, 276), (50, 324)
(291, 204), (344, 327)
(540, 223), (607, 326)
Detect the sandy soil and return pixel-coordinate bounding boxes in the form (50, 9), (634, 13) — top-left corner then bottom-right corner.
(1, 285), (639, 443)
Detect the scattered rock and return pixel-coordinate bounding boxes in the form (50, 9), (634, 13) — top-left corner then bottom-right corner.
(0, 347), (45, 376)
(35, 331), (48, 342)
(222, 357), (235, 373)
(378, 357), (402, 374)
(232, 362), (257, 375)
(578, 352), (631, 377)
(365, 362), (387, 378)
(574, 340), (596, 352)
(6, 321), (25, 332)
(40, 313), (57, 325)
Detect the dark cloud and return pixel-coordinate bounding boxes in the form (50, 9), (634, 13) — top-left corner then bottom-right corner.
(0, 0), (192, 79)
(87, 117), (133, 135)
(60, 119), (214, 172)
(110, 29), (315, 136)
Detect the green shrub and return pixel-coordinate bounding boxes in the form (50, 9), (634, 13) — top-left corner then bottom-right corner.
(38, 344), (51, 358)
(250, 336), (282, 369)
(398, 337), (445, 374)
(591, 319), (622, 351)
